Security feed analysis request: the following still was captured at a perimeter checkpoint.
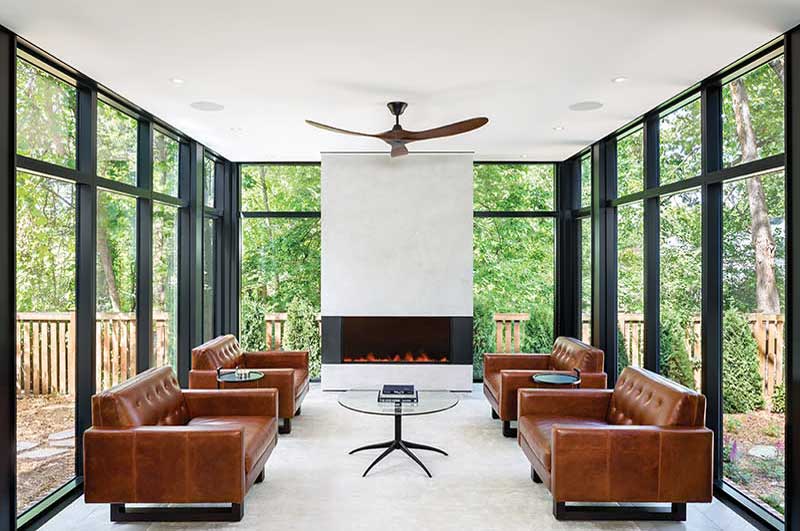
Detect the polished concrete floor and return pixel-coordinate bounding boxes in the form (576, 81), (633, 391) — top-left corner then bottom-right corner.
(43, 384), (757, 530)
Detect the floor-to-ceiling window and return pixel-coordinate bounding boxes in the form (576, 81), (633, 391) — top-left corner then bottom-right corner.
(202, 154), (220, 342)
(239, 164), (321, 376)
(473, 163), (555, 378)
(578, 153), (592, 343)
(14, 56), (78, 517)
(606, 48), (788, 526)
(11, 39), (213, 527)
(616, 127), (645, 376)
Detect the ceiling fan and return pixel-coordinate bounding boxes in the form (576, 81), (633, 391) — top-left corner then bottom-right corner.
(306, 102), (489, 157)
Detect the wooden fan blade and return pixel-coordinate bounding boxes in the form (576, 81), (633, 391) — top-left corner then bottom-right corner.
(398, 117), (489, 141)
(390, 143), (409, 157)
(305, 120), (378, 138)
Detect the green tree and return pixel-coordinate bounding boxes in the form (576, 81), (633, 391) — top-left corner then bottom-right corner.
(722, 309), (764, 413)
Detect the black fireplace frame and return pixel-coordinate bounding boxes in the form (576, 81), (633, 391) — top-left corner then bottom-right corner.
(321, 316), (473, 365)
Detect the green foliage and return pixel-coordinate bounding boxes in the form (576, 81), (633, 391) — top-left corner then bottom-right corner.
(659, 312), (695, 389)
(617, 128), (643, 197)
(617, 328), (628, 377)
(473, 164), (553, 211)
(772, 384), (786, 414)
(580, 154), (591, 207)
(724, 462), (753, 484)
(241, 164), (320, 211)
(472, 298), (495, 379)
(722, 309), (764, 413)
(763, 423), (781, 439)
(97, 100), (137, 184)
(16, 58), (76, 168)
(153, 130), (179, 196)
(725, 417), (742, 434)
(759, 493), (785, 515)
(660, 98), (702, 185)
(284, 297), (322, 379)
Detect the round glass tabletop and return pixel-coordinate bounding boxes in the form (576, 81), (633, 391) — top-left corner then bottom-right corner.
(217, 371), (264, 384)
(338, 389), (459, 416)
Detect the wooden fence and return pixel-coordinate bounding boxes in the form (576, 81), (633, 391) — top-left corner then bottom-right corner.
(581, 312), (784, 399)
(16, 312), (172, 396)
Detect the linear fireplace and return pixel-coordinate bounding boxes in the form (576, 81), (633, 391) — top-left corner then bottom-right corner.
(341, 317), (450, 364)
(321, 316), (473, 390)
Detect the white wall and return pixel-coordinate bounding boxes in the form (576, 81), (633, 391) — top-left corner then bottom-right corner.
(321, 153), (473, 317)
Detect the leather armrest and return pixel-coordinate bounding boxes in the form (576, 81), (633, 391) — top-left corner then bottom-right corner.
(245, 351), (309, 370)
(83, 426), (246, 504)
(580, 372), (608, 389)
(188, 369), (218, 389)
(483, 353), (550, 377)
(517, 388), (612, 419)
(551, 425), (713, 503)
(183, 388), (279, 418)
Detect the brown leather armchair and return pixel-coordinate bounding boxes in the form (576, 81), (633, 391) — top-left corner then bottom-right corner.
(518, 366), (713, 521)
(190, 334), (309, 434)
(83, 366), (278, 522)
(483, 336), (606, 437)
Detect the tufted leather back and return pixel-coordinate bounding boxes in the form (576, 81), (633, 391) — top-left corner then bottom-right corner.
(549, 337), (604, 372)
(91, 367), (189, 427)
(607, 367), (706, 427)
(191, 334), (244, 370)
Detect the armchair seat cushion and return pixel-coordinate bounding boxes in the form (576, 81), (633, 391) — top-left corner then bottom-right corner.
(189, 416), (277, 471)
(519, 415), (608, 471)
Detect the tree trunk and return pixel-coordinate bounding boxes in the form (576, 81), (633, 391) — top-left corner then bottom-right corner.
(96, 223), (122, 312)
(730, 78), (781, 314)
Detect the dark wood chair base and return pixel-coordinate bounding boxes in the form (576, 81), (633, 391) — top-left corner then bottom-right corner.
(279, 417), (292, 434)
(491, 408), (499, 420)
(502, 421), (517, 438)
(255, 468), (265, 483)
(295, 406), (302, 416)
(531, 467), (543, 483)
(110, 503), (243, 522)
(553, 501), (687, 521)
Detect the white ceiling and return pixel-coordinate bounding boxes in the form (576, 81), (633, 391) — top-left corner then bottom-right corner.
(2, 1), (799, 161)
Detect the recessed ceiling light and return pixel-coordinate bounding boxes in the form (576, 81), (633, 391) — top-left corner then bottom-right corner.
(553, 125), (565, 132)
(520, 154), (528, 159)
(190, 101), (224, 112)
(169, 77), (184, 86)
(569, 101), (604, 112)
(611, 76), (628, 84)
(230, 127), (244, 134)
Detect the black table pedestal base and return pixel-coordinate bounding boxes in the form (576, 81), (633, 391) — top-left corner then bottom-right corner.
(349, 413), (447, 478)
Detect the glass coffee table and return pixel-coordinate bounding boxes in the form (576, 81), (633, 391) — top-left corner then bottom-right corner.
(338, 390), (458, 478)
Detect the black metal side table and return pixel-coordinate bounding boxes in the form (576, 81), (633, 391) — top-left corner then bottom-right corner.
(216, 369), (264, 389)
(532, 368), (581, 388)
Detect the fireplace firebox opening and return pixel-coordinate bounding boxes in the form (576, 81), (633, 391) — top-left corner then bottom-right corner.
(341, 317), (450, 364)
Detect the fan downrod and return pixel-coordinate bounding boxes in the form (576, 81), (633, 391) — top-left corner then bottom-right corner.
(387, 101), (408, 126)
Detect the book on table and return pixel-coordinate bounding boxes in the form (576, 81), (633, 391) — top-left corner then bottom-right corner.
(378, 384), (418, 403)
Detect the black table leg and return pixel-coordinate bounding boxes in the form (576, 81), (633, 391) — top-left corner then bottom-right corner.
(349, 412), (447, 477)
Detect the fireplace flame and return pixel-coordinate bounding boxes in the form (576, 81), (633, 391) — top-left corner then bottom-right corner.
(343, 350), (448, 363)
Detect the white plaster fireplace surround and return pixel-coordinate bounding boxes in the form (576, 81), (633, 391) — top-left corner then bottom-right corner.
(320, 153), (473, 390)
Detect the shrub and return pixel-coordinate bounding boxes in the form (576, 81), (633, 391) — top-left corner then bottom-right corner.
(472, 298), (495, 379)
(725, 416), (742, 434)
(283, 297), (322, 379)
(762, 423), (781, 439)
(659, 312), (695, 389)
(759, 493), (785, 515)
(722, 309), (764, 414)
(240, 296), (266, 352)
(522, 304), (553, 354)
(772, 384), (786, 414)
(724, 462), (753, 484)
(617, 327), (629, 378)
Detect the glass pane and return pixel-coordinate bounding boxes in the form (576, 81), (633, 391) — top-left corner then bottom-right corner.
(617, 201), (644, 377)
(473, 164), (554, 211)
(580, 154), (591, 207)
(203, 217), (216, 340)
(15, 172), (76, 515)
(723, 57), (785, 168)
(16, 58), (76, 168)
(659, 189), (701, 391)
(580, 217), (591, 343)
(660, 98), (702, 185)
(152, 203), (178, 370)
(96, 190), (137, 391)
(240, 218), (321, 375)
(722, 170), (785, 519)
(97, 101), (137, 184)
(473, 217), (555, 378)
(617, 128), (644, 197)
(204, 156), (215, 208)
(241, 164), (320, 211)
(153, 130), (179, 196)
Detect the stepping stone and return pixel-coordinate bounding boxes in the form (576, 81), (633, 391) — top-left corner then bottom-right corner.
(51, 438), (75, 448)
(42, 404), (73, 411)
(748, 445), (778, 459)
(48, 429), (75, 441)
(18, 447), (69, 460)
(17, 441), (38, 452)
